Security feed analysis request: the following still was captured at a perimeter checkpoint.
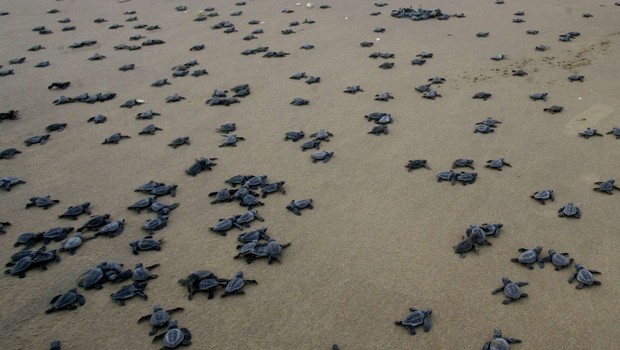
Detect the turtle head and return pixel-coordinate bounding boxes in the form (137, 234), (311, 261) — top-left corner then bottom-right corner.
(534, 246), (543, 254)
(575, 263), (584, 270)
(493, 328), (503, 338)
(235, 271), (244, 278)
(153, 304), (163, 311)
(501, 277), (511, 285)
(548, 249), (557, 255)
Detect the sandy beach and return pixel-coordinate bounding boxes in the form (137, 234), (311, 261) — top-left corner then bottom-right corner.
(0, 0), (619, 349)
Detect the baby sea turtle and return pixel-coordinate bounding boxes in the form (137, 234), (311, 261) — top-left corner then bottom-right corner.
(287, 199), (313, 216)
(306, 76), (321, 84)
(379, 62), (395, 69)
(535, 45), (550, 52)
(529, 92), (547, 101)
(77, 213), (111, 232)
(139, 124), (163, 135)
(476, 32), (490, 38)
(168, 137), (190, 148)
(368, 125), (388, 135)
(290, 72), (307, 80)
(485, 158), (511, 171)
(491, 54), (506, 61)
(132, 263), (159, 282)
(477, 117), (501, 127)
(437, 170), (456, 184)
(417, 52), (433, 58)
(14, 232), (43, 248)
(291, 98), (309, 106)
(221, 271), (258, 298)
(360, 41), (374, 47)
(411, 59), (426, 65)
(130, 236), (163, 255)
(405, 159), (430, 171)
(1, 176), (26, 191)
(35, 61), (50, 68)
(5, 255), (33, 278)
(261, 182), (285, 197)
(42, 227), (74, 244)
(593, 179), (620, 194)
(452, 159), (474, 169)
(216, 123), (236, 133)
(191, 69), (208, 77)
(219, 134), (245, 147)
(568, 74), (585, 83)
(135, 181), (165, 193)
(95, 219), (125, 237)
(103, 133), (131, 144)
(239, 194), (264, 209)
(235, 210), (264, 227)
(59, 202), (91, 220)
(301, 140), (321, 151)
(46, 123), (67, 132)
(120, 99), (144, 108)
(210, 217), (243, 236)
(151, 79), (170, 87)
(119, 64), (135, 71)
(344, 86), (364, 94)
(190, 44), (205, 51)
(110, 282), (148, 305)
(394, 308), (432, 335)
(88, 53), (106, 61)
(208, 188), (236, 204)
(604, 128), (620, 140)
(25, 134), (50, 146)
(375, 92), (394, 101)
(473, 92), (492, 100)
(492, 277), (528, 304)
(543, 105), (563, 114)
(59, 232), (95, 255)
(0, 221), (10, 233)
(456, 172), (477, 185)
(151, 184), (177, 197)
(578, 128), (602, 138)
(538, 250), (573, 270)
(165, 94), (185, 103)
(512, 69), (528, 76)
(481, 328), (521, 350)
(138, 304), (185, 335)
(243, 176), (267, 188)
(26, 196), (59, 209)
(559, 202), (581, 218)
(88, 114), (107, 123)
(149, 201), (179, 217)
(142, 216), (168, 234)
(475, 124), (494, 134)
(0, 68), (14, 76)
(511, 246), (543, 270)
(31, 246), (60, 270)
(0, 147), (20, 158)
(137, 110), (161, 119)
(453, 236), (478, 257)
(46, 288), (85, 313)
(311, 151), (333, 163)
(422, 90), (441, 99)
(310, 129), (333, 141)
(531, 190), (554, 204)
(428, 76), (445, 84)
(152, 320), (192, 349)
(568, 263), (601, 289)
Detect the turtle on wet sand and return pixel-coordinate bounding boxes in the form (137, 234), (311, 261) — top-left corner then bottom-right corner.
(287, 199), (313, 216)
(568, 74), (584, 82)
(26, 196), (60, 209)
(543, 105), (563, 114)
(46, 288), (85, 313)
(310, 129), (333, 141)
(456, 172), (477, 185)
(472, 92), (492, 100)
(1, 176), (26, 191)
(59, 232), (95, 255)
(25, 134), (50, 146)
(568, 263), (601, 289)
(344, 86), (364, 94)
(453, 236), (479, 257)
(152, 320), (192, 348)
(59, 202), (91, 219)
(538, 250), (573, 270)
(437, 170), (456, 185)
(394, 308), (432, 335)
(219, 134), (245, 147)
(481, 328), (521, 350)
(110, 282), (148, 305)
(606, 127), (620, 138)
(311, 151), (333, 163)
(138, 304), (185, 335)
(405, 160), (430, 171)
(485, 158), (511, 171)
(558, 202), (581, 218)
(578, 128), (602, 138)
(529, 92), (547, 101)
(531, 190), (554, 204)
(492, 277), (528, 304)
(139, 124), (163, 135)
(511, 246), (543, 270)
(452, 159), (474, 169)
(368, 125), (388, 135)
(130, 236), (163, 255)
(593, 179), (620, 194)
(0, 148), (21, 159)
(168, 137), (190, 148)
(216, 123), (236, 133)
(102, 133), (131, 144)
(290, 97), (309, 106)
(221, 271), (258, 297)
(301, 140), (321, 151)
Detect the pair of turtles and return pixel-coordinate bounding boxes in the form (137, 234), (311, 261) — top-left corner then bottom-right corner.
(5, 246), (60, 278)
(178, 270), (228, 300)
(235, 238), (291, 264)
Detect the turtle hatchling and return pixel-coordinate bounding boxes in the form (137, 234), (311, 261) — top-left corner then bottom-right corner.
(301, 140), (321, 151)
(59, 202), (91, 219)
(138, 304), (185, 335)
(130, 236), (163, 254)
(88, 114), (107, 123)
(216, 123), (236, 133)
(394, 308), (432, 335)
(578, 128), (602, 138)
(151, 184), (177, 197)
(45, 288), (85, 313)
(368, 125), (388, 135)
(568, 74), (584, 82)
(59, 232), (95, 255)
(168, 137), (190, 148)
(110, 282), (148, 305)
(151, 79), (170, 87)
(512, 69), (528, 76)
(291, 98), (309, 106)
(142, 216), (168, 234)
(538, 250), (573, 270)
(26, 196), (59, 209)
(103, 133), (131, 144)
(375, 92), (394, 101)
(568, 263), (601, 289)
(473, 92), (492, 100)
(286, 199), (313, 216)
(452, 159), (474, 169)
(453, 236), (478, 257)
(77, 213), (111, 232)
(531, 190), (554, 204)
(475, 124), (494, 134)
(485, 158), (511, 171)
(132, 263), (159, 282)
(492, 277), (529, 304)
(405, 160), (430, 171)
(456, 172), (477, 185)
(511, 246), (543, 270)
(120, 99), (144, 108)
(543, 105), (563, 114)
(437, 170), (456, 184)
(261, 181), (285, 197)
(491, 54), (506, 61)
(221, 271), (258, 298)
(558, 202), (581, 218)
(139, 124), (163, 135)
(422, 90), (441, 99)
(310, 129), (333, 141)
(593, 179), (620, 194)
(289, 72), (307, 80)
(311, 151), (333, 163)
(95, 219), (125, 237)
(481, 328), (522, 350)
(344, 86), (364, 94)
(1, 176), (26, 191)
(529, 92), (547, 101)
(219, 134), (245, 147)
(152, 320), (192, 349)
(25, 134), (50, 146)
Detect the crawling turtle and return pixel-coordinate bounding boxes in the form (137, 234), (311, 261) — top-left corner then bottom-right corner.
(1, 176), (26, 191)
(411, 59), (426, 65)
(543, 105), (563, 114)
(306, 76), (321, 84)
(221, 271), (258, 297)
(77, 214), (111, 232)
(456, 172), (477, 185)
(491, 54), (506, 61)
(311, 151), (333, 163)
(186, 157), (217, 176)
(168, 137), (190, 148)
(0, 221), (10, 234)
(485, 158), (511, 171)
(14, 232), (43, 248)
(235, 210), (264, 227)
(151, 184), (177, 197)
(477, 117), (502, 127)
(375, 92), (394, 102)
(529, 92), (547, 101)
(492, 277), (528, 304)
(285, 131), (305, 142)
(208, 188), (236, 204)
(149, 201), (179, 217)
(538, 250), (573, 270)
(422, 90), (441, 99)
(511, 246), (543, 269)
(138, 304), (185, 335)
(239, 194), (264, 209)
(558, 202), (581, 218)
(535, 44), (550, 52)
(360, 41), (374, 47)
(344, 86), (364, 94)
(310, 129), (334, 141)
(152, 320), (192, 348)
(130, 236), (163, 255)
(59, 232), (95, 255)
(119, 64), (135, 71)
(135, 181), (165, 193)
(243, 175), (267, 188)
(301, 140), (321, 151)
(31, 247), (60, 270)
(291, 97), (309, 106)
(405, 160), (430, 171)
(453, 236), (478, 257)
(261, 181), (285, 197)
(26, 196), (59, 210)
(226, 175), (252, 187)
(473, 92), (492, 100)
(165, 94), (185, 103)
(428, 76), (446, 84)
(379, 62), (394, 69)
(568, 263), (601, 289)
(77, 265), (109, 290)
(416, 52), (433, 58)
(219, 134), (245, 147)
(289, 72), (307, 80)
(5, 255), (33, 278)
(531, 190), (554, 204)
(103, 133), (131, 144)
(209, 217), (243, 236)
(452, 159), (474, 169)
(132, 263), (159, 282)
(88, 114), (107, 123)
(46, 123), (66, 132)
(264, 239), (291, 264)
(139, 124), (163, 135)
(286, 199), (313, 216)
(368, 125), (388, 135)
(151, 79), (170, 87)
(578, 128), (602, 138)
(606, 127), (620, 138)
(481, 328), (521, 350)
(120, 99), (144, 108)
(394, 308), (432, 335)
(216, 123), (236, 133)
(568, 74), (584, 82)
(191, 69), (208, 77)
(25, 134), (50, 146)
(0, 148), (21, 159)
(59, 202), (91, 220)
(476, 32), (490, 38)
(95, 219), (125, 237)
(593, 179), (620, 194)
(110, 282), (148, 305)
(512, 69), (528, 76)
(437, 170), (456, 184)
(42, 227), (74, 244)
(475, 124), (494, 134)
(142, 216), (168, 234)
(45, 288), (85, 313)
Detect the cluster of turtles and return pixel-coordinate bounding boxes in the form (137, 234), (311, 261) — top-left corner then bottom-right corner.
(0, 1), (616, 349)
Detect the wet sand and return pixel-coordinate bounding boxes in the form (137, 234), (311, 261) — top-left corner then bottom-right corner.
(0, 0), (619, 349)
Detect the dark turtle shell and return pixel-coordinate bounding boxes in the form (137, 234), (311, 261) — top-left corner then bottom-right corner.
(503, 282), (523, 299)
(79, 267), (105, 289)
(5, 255), (32, 277)
(225, 272), (245, 293)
